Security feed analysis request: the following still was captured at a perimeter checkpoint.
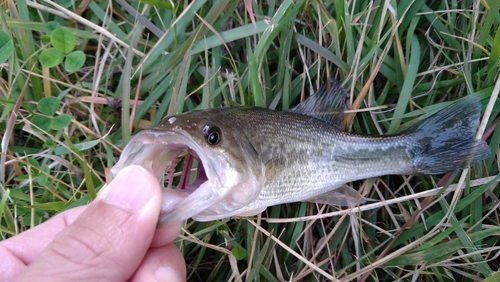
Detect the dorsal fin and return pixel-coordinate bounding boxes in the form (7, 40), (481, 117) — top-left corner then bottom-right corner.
(289, 78), (347, 127)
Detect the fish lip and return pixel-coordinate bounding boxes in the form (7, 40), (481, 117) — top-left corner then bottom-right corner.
(110, 129), (222, 216)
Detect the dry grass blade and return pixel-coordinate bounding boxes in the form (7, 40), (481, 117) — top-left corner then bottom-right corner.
(1, 75), (30, 184)
(247, 219), (340, 281)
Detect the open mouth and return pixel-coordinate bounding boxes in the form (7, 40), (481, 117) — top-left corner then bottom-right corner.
(110, 131), (210, 198)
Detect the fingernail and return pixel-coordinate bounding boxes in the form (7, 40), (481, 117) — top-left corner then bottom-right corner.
(153, 266), (183, 282)
(104, 165), (153, 211)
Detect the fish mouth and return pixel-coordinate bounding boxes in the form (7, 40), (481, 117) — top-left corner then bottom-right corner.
(110, 130), (221, 222)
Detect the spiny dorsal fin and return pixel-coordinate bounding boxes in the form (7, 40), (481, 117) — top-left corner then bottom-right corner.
(289, 78), (347, 127)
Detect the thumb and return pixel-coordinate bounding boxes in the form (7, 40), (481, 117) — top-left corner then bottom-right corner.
(15, 165), (162, 282)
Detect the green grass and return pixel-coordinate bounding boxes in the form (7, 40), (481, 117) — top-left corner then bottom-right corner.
(1, 0), (500, 281)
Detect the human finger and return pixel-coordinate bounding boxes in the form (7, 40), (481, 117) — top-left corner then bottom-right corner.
(130, 244), (186, 282)
(13, 165), (163, 282)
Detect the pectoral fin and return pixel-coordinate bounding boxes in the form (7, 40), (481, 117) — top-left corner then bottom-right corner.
(307, 185), (366, 207)
(235, 207), (267, 217)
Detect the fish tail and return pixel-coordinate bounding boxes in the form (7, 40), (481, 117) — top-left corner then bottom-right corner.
(405, 95), (490, 174)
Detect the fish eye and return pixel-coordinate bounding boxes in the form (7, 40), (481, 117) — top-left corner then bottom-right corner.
(202, 125), (222, 145)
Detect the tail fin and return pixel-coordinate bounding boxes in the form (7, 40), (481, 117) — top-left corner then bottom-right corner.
(405, 96), (490, 174)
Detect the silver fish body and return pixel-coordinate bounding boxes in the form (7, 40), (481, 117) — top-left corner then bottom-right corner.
(111, 80), (491, 224)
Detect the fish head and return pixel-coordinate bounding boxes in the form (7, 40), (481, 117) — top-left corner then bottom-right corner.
(110, 109), (266, 224)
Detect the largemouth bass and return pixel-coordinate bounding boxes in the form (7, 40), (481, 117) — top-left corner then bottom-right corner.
(111, 79), (490, 224)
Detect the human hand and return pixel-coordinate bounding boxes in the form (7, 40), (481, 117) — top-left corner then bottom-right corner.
(0, 165), (186, 282)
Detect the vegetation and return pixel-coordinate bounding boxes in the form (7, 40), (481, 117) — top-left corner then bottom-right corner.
(1, 0), (499, 281)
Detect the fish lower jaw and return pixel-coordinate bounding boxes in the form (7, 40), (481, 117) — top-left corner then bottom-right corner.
(160, 188), (191, 213)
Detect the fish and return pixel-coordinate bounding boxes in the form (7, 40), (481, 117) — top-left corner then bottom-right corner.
(110, 79), (491, 225)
